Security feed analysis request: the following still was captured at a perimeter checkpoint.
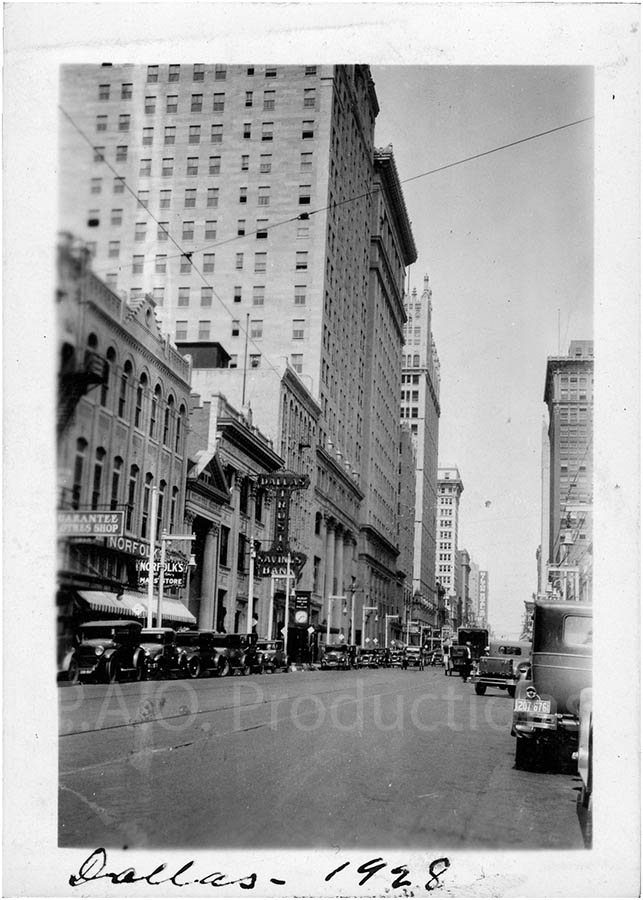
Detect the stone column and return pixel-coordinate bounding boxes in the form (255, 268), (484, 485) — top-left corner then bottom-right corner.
(334, 523), (344, 599)
(226, 472), (242, 633)
(324, 515), (335, 629)
(199, 523), (219, 630)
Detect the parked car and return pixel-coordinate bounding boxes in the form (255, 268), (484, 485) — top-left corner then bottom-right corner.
(76, 619), (146, 683)
(448, 644), (470, 676)
(224, 632), (260, 675)
(359, 650), (379, 668)
(57, 643), (79, 684)
(256, 639), (289, 673)
(139, 627), (184, 679)
(512, 600), (592, 772)
(174, 630), (245, 678)
(375, 648), (392, 667)
(345, 644), (361, 669)
(427, 649), (443, 666)
(389, 649), (403, 667)
(471, 640), (531, 697)
(320, 643), (350, 670)
(405, 646), (422, 667)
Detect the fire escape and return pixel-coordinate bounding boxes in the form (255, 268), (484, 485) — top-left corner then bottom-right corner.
(57, 344), (107, 437)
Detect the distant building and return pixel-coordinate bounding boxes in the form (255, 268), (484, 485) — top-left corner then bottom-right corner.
(435, 466), (464, 628)
(455, 548), (471, 628)
(478, 570), (489, 628)
(543, 340), (594, 603)
(397, 425), (417, 632)
(401, 275), (441, 625)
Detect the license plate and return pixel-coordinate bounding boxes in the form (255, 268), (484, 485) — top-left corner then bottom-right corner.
(514, 698), (551, 714)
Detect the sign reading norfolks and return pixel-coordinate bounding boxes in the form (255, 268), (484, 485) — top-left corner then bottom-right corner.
(136, 558), (189, 588)
(58, 511), (124, 537)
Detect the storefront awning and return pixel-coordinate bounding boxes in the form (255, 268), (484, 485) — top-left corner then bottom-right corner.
(77, 591), (130, 616)
(119, 592), (196, 626)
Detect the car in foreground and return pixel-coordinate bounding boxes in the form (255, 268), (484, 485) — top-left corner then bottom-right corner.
(256, 639), (289, 673)
(139, 627), (184, 679)
(320, 644), (350, 670)
(404, 646), (422, 667)
(471, 640), (531, 697)
(76, 619), (146, 683)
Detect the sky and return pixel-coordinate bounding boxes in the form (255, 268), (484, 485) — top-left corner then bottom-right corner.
(371, 66), (594, 636)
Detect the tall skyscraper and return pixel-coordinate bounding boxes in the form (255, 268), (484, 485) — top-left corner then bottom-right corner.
(401, 276), (441, 624)
(435, 465), (464, 627)
(59, 63), (417, 641)
(543, 339), (594, 603)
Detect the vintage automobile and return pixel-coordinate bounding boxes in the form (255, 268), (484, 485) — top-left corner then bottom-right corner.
(575, 686), (593, 843)
(358, 650), (379, 668)
(139, 627), (184, 679)
(512, 600), (592, 772)
(76, 619), (146, 683)
(255, 639), (289, 674)
(427, 649), (443, 667)
(174, 630), (232, 678)
(57, 642), (79, 684)
(405, 646), (422, 667)
(447, 643), (470, 676)
(375, 648), (392, 668)
(225, 632), (260, 675)
(389, 649), (404, 667)
(320, 643), (350, 670)
(471, 640), (531, 697)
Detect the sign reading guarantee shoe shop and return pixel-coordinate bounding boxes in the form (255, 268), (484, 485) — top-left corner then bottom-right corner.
(58, 511), (125, 537)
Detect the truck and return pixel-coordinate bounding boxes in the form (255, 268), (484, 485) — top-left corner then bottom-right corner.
(511, 599), (592, 772)
(457, 627), (489, 661)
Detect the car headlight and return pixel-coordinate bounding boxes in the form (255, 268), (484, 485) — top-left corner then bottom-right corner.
(94, 646), (105, 657)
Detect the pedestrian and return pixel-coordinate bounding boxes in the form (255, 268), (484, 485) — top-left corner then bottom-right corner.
(443, 642), (451, 676)
(418, 647), (425, 671)
(402, 648), (408, 670)
(461, 642), (473, 682)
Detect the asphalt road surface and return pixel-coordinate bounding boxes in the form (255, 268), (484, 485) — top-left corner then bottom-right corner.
(59, 666), (585, 850)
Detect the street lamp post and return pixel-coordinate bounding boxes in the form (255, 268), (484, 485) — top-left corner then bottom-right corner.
(156, 530), (196, 628)
(326, 595), (346, 646)
(385, 614), (399, 649)
(361, 606), (377, 649)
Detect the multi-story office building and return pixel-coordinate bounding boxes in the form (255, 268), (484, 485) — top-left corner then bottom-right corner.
(478, 570), (489, 628)
(435, 466), (464, 627)
(543, 340), (594, 603)
(59, 63), (417, 641)
(401, 276), (441, 625)
(397, 425), (417, 634)
(469, 558), (480, 624)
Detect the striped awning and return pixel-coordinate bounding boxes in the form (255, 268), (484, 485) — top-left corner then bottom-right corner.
(119, 592), (196, 626)
(77, 591), (130, 616)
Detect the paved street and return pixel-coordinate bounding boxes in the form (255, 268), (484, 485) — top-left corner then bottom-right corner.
(59, 667), (585, 850)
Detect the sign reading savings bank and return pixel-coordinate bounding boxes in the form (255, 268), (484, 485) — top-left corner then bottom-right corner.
(58, 511), (125, 537)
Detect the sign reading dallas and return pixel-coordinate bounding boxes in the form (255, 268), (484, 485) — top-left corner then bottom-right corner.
(58, 511), (125, 537)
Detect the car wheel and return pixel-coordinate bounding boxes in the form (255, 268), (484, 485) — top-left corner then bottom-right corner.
(67, 657), (79, 685)
(217, 659), (230, 678)
(474, 683), (487, 696)
(242, 663), (251, 676)
(507, 685), (516, 698)
(107, 659), (120, 684)
(515, 738), (536, 770)
(188, 658), (201, 679)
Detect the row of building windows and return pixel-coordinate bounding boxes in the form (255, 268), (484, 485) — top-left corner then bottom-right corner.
(401, 407), (418, 419)
(96, 88), (317, 118)
(402, 354), (423, 368)
(401, 390), (419, 402)
(171, 319), (307, 342)
(401, 374), (420, 385)
(92, 121), (316, 161)
(90, 152), (312, 184)
(103, 238), (310, 271)
(90, 180), (310, 211)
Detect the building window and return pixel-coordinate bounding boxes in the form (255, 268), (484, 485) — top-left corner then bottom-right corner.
(245, 91), (253, 107)
(134, 374), (146, 428)
(90, 177), (102, 195)
(259, 154), (272, 173)
(158, 222), (169, 240)
(252, 285), (265, 305)
(164, 126), (176, 145)
(214, 64), (226, 80)
(133, 254), (144, 274)
(305, 65), (317, 76)
(258, 186), (270, 206)
(162, 157), (174, 176)
(219, 525), (230, 566)
(237, 219), (246, 236)
(156, 479), (166, 534)
(209, 155), (221, 175)
(292, 319), (305, 340)
(116, 145), (128, 161)
(229, 355), (238, 368)
(106, 273), (117, 287)
(243, 122), (251, 139)
(149, 385), (162, 439)
(182, 221), (195, 241)
(232, 320), (240, 336)
(125, 465), (139, 530)
(300, 151), (313, 172)
(241, 154), (249, 171)
(153, 286), (164, 305)
(235, 253), (244, 269)
(180, 255), (192, 273)
(263, 90), (275, 110)
(294, 285), (306, 305)
(201, 287), (213, 306)
(189, 124), (201, 144)
(239, 187), (247, 203)
(191, 93), (203, 112)
(207, 187), (219, 207)
(250, 319), (263, 339)
(291, 353), (303, 373)
(166, 94), (178, 113)
(299, 184), (311, 205)
(198, 320), (211, 340)
(303, 88), (316, 108)
(108, 241), (120, 258)
(302, 120), (314, 139)
(147, 65), (159, 83)
(142, 127), (153, 145)
(118, 360), (132, 418)
(98, 83), (110, 100)
(187, 157), (199, 176)
(249, 354), (261, 369)
(193, 63), (205, 81)
(296, 224), (309, 239)
(178, 287), (190, 307)
(144, 95), (156, 113)
(211, 124), (223, 143)
(256, 220), (268, 239)
(175, 404), (186, 452)
(265, 66), (277, 78)
(168, 63), (180, 82)
(254, 252), (267, 273)
(176, 320), (188, 341)
(203, 253), (215, 273)
(261, 121), (273, 141)
(121, 82), (133, 99)
(134, 221), (146, 242)
(184, 188), (196, 208)
(205, 220), (217, 239)
(233, 285), (242, 303)
(141, 473), (153, 538)
(110, 457), (123, 510)
(213, 92), (225, 111)
(118, 114), (130, 133)
(71, 438), (88, 509)
(93, 146), (105, 163)
(139, 158), (152, 177)
(96, 115), (108, 132)
(295, 251), (308, 270)
(159, 189), (171, 209)
(112, 176), (125, 194)
(170, 486), (179, 531)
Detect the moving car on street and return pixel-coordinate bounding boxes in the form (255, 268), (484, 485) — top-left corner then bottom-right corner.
(76, 619), (146, 683)
(404, 646), (422, 668)
(320, 643), (350, 670)
(471, 640), (531, 697)
(139, 627), (184, 679)
(512, 600), (592, 772)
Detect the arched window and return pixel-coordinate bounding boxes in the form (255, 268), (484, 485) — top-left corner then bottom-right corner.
(100, 347), (116, 407)
(91, 447), (106, 509)
(125, 464), (139, 531)
(170, 485), (179, 532)
(175, 403), (186, 453)
(157, 479), (166, 536)
(72, 438), (88, 509)
(134, 373), (147, 428)
(141, 473), (154, 538)
(163, 395), (175, 446)
(118, 360), (133, 419)
(110, 456), (123, 510)
(149, 384), (162, 438)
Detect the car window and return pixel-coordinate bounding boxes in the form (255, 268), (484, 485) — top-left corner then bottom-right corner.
(563, 616), (592, 647)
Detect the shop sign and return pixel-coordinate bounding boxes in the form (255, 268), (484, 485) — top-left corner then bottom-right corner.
(294, 591), (311, 625)
(58, 511), (124, 537)
(107, 535), (150, 558)
(255, 549), (307, 578)
(135, 558), (189, 588)
(256, 472), (310, 490)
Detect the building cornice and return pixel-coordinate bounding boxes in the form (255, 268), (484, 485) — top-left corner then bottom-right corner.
(374, 147), (417, 265)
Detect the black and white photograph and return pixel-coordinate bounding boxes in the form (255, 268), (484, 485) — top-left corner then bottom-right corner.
(3, 3), (640, 897)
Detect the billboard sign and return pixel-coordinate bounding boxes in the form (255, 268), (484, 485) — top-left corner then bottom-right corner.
(58, 510), (125, 537)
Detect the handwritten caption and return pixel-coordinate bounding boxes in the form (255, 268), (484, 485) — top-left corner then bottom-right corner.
(70, 848), (451, 892)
